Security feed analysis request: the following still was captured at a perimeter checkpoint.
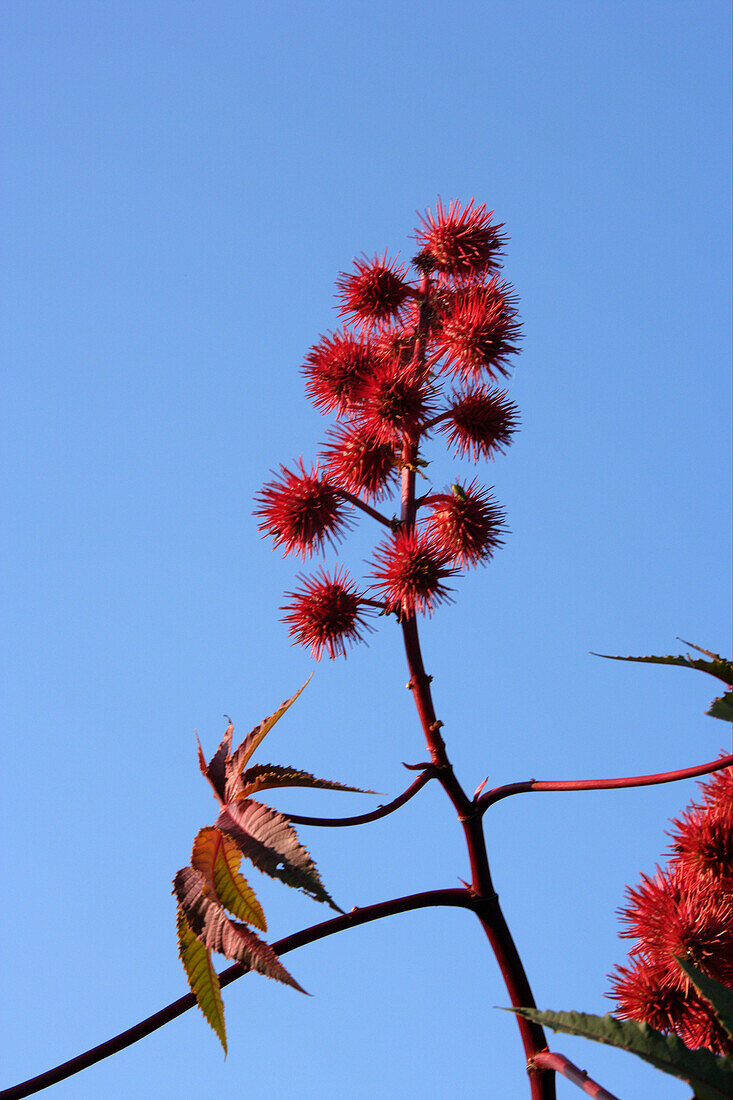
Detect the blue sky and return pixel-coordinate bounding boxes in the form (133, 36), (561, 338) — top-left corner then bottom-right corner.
(1, 2), (730, 1097)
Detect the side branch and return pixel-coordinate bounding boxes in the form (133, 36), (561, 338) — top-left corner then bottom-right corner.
(285, 768), (435, 827)
(531, 1052), (621, 1100)
(1, 889), (474, 1100)
(335, 488), (395, 528)
(478, 752), (733, 812)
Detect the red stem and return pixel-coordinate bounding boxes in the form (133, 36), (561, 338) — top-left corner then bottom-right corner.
(532, 1052), (621, 1100)
(396, 274), (555, 1100)
(478, 753), (733, 811)
(284, 768), (435, 827)
(0, 889), (474, 1100)
(335, 488), (395, 528)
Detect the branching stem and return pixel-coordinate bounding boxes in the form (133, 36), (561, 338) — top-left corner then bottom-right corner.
(0, 889), (474, 1100)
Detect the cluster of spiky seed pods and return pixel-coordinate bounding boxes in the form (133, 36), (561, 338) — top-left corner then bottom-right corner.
(609, 762), (733, 1054)
(255, 199), (521, 658)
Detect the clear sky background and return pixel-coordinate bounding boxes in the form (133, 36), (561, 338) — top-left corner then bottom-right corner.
(2, 3), (731, 1098)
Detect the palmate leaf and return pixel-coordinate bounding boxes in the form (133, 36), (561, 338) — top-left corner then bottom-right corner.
(232, 762), (375, 800)
(508, 1008), (733, 1100)
(176, 905), (227, 1055)
(676, 957), (733, 1042)
(191, 826), (266, 931)
(215, 796), (341, 910)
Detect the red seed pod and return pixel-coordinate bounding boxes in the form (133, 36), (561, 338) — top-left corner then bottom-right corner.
(337, 253), (413, 332)
(303, 331), (379, 417)
(281, 566), (372, 660)
(610, 854), (733, 1053)
(373, 327), (419, 369)
(355, 359), (435, 447)
(423, 481), (505, 568)
(413, 198), (507, 281)
(433, 276), (521, 380)
(254, 459), (350, 559)
(608, 958), (688, 1034)
(439, 385), (519, 462)
(668, 795), (733, 888)
(321, 423), (398, 501)
(368, 528), (456, 618)
(678, 995), (733, 1055)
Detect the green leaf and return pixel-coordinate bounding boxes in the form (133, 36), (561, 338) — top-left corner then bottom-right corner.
(215, 796), (341, 910)
(232, 762), (375, 800)
(707, 692), (733, 723)
(226, 677), (312, 780)
(676, 958), (733, 1042)
(508, 1008), (733, 1100)
(176, 905), (227, 1055)
(191, 827), (267, 931)
(592, 646), (733, 686)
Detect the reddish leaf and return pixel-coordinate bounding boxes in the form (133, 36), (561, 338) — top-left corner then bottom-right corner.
(176, 905), (227, 1054)
(191, 826), (266, 931)
(226, 678), (311, 784)
(215, 797), (340, 909)
(232, 762), (375, 800)
(201, 907), (305, 993)
(197, 719), (234, 804)
(173, 866), (212, 936)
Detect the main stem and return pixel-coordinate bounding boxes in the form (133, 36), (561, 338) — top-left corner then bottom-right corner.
(399, 279), (555, 1100)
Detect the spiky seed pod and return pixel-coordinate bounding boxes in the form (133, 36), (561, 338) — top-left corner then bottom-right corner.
(433, 277), (521, 380)
(678, 996), (733, 1055)
(668, 797), (733, 888)
(303, 331), (379, 417)
(413, 198), (507, 281)
(618, 863), (733, 981)
(373, 327), (419, 370)
(355, 360), (435, 447)
(337, 253), (413, 332)
(423, 481), (505, 567)
(609, 855), (733, 1054)
(281, 567), (372, 659)
(368, 529), (456, 618)
(439, 385), (519, 462)
(321, 424), (398, 501)
(254, 460), (350, 559)
(609, 958), (733, 1056)
(608, 959), (689, 1034)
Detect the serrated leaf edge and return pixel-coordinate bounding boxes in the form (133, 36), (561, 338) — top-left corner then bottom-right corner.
(176, 905), (227, 1055)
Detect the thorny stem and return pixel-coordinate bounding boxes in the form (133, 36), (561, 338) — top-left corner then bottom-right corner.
(397, 274), (555, 1100)
(478, 752), (733, 812)
(0, 890), (474, 1100)
(400, 612), (554, 1100)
